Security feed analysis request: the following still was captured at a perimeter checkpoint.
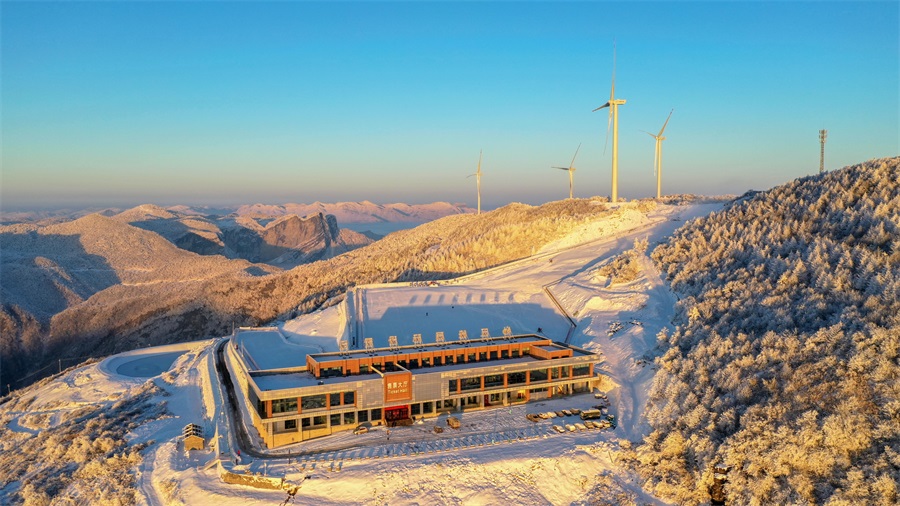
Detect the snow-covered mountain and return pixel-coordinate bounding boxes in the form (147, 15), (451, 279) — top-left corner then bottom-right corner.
(233, 200), (473, 223)
(1, 195), (710, 506)
(113, 204), (372, 266)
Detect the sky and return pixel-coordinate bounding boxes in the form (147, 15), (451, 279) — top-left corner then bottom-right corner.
(2, 1), (898, 211)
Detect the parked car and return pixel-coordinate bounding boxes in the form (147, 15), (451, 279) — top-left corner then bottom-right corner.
(574, 423), (587, 431)
(565, 424), (576, 432)
(570, 408), (581, 415)
(555, 411), (566, 418)
(580, 409), (602, 420)
(561, 409), (573, 417)
(353, 426), (369, 435)
(546, 411), (557, 418)
(552, 425), (566, 434)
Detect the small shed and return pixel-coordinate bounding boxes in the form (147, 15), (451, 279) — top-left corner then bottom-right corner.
(183, 423), (205, 451)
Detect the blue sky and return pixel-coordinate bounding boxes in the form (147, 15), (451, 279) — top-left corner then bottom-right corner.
(2, 1), (897, 211)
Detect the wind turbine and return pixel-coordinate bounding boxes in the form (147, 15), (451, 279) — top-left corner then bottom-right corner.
(468, 150), (483, 214)
(552, 143), (581, 199)
(642, 109), (674, 199)
(593, 43), (627, 203)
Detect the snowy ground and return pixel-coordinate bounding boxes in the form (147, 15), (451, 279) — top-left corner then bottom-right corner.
(2, 201), (722, 505)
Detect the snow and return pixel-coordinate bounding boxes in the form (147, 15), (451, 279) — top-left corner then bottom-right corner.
(2, 201), (722, 505)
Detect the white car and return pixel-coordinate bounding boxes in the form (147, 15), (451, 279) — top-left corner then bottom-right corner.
(565, 424), (576, 432)
(574, 423), (587, 431)
(546, 411), (557, 418)
(552, 425), (566, 434)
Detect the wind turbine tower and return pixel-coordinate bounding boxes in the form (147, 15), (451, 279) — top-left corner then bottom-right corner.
(642, 109), (674, 199)
(468, 150), (483, 214)
(552, 143), (581, 199)
(593, 43), (627, 203)
(819, 129), (827, 173)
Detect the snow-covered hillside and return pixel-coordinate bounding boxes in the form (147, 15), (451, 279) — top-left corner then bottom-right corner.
(640, 157), (900, 505)
(1, 200), (721, 505)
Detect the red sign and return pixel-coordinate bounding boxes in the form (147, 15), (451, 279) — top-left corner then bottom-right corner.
(384, 371), (412, 402)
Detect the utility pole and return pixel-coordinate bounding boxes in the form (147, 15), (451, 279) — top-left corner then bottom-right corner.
(819, 129), (827, 173)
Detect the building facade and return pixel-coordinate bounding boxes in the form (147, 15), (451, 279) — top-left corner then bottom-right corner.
(228, 328), (602, 448)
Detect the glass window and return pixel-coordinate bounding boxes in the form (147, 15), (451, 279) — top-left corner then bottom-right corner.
(321, 366), (342, 378)
(358, 410), (369, 423)
(257, 399), (267, 418)
(501, 350), (509, 359)
(313, 415), (327, 426)
(512, 349), (520, 358)
(443, 399), (455, 409)
(411, 403), (421, 416)
(344, 412), (355, 425)
(551, 368), (560, 380)
(302, 417), (311, 428)
(530, 369), (548, 382)
(424, 402), (433, 414)
(409, 359), (419, 369)
(461, 377), (481, 391)
(360, 364), (370, 374)
(560, 367), (571, 378)
(330, 393), (341, 407)
(272, 398), (298, 414)
(479, 352), (487, 361)
(372, 408), (382, 420)
(467, 353), (476, 362)
(434, 356), (443, 366)
(484, 374), (503, 388)
(285, 419), (297, 430)
(422, 357), (431, 367)
(449, 379), (458, 392)
(573, 365), (590, 377)
(457, 354), (465, 363)
(344, 391), (355, 405)
(489, 351), (498, 360)
(508, 371), (526, 385)
(330, 413), (342, 426)
(489, 393), (502, 403)
(301, 395), (326, 410)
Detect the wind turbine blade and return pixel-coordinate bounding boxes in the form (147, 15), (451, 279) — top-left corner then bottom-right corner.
(592, 103), (610, 112)
(569, 143), (581, 169)
(658, 109), (674, 136)
(551, 166), (569, 170)
(603, 109), (612, 155)
(478, 149), (482, 174)
(640, 130), (656, 138)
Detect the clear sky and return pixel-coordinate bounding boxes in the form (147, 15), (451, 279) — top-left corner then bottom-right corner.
(2, 1), (898, 211)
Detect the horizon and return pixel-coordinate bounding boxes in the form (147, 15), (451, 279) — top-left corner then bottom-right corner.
(2, 1), (897, 211)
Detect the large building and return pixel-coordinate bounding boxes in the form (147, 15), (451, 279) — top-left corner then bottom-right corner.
(227, 327), (603, 448)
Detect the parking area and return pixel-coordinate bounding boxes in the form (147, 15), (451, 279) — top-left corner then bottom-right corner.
(261, 391), (616, 460)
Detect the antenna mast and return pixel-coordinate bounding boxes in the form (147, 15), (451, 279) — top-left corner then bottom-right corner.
(819, 129), (827, 174)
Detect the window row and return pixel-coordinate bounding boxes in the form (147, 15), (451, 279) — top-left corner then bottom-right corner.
(448, 365), (591, 392)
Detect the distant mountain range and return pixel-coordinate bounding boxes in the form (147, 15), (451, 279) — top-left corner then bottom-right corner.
(112, 204), (372, 267)
(0, 201), (475, 226)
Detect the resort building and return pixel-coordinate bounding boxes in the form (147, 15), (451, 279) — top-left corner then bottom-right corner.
(227, 327), (602, 448)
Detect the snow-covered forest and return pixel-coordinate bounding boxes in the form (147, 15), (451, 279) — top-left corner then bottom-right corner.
(637, 157), (900, 504)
